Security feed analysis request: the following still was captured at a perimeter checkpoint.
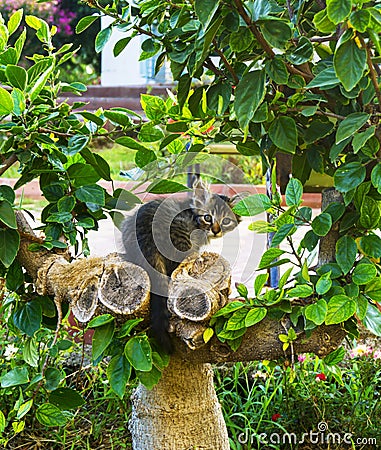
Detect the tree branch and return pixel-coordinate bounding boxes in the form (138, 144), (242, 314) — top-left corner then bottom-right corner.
(0, 154), (17, 176)
(233, 0), (275, 58)
(359, 35), (381, 113)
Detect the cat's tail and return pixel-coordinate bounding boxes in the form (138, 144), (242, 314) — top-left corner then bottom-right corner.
(150, 292), (174, 354)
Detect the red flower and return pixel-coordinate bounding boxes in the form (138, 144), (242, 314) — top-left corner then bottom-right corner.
(271, 413), (281, 421)
(315, 373), (327, 382)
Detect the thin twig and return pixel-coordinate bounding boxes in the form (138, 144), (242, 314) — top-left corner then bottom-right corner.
(212, 39), (239, 85)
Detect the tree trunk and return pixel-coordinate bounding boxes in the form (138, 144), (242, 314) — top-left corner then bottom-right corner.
(129, 356), (229, 450)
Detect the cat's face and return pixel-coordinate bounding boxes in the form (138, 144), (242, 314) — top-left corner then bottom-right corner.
(191, 180), (242, 238)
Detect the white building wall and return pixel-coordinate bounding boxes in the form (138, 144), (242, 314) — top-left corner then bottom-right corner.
(101, 16), (146, 86)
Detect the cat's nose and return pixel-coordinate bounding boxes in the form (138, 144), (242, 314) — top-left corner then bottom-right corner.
(211, 222), (221, 235)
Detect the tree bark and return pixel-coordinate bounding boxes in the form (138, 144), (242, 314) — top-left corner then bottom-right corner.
(129, 356), (229, 450)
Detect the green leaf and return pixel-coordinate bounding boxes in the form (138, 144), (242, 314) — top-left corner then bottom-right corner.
(230, 27), (254, 53)
(0, 199), (16, 229)
(232, 194), (272, 216)
(107, 355), (131, 399)
(287, 285), (313, 298)
(44, 368), (62, 391)
(357, 294), (368, 320)
(65, 135), (89, 156)
(353, 126), (375, 154)
(92, 321), (115, 361)
(135, 149), (157, 168)
(260, 20), (292, 49)
(6, 260), (24, 291)
(115, 136), (147, 151)
(325, 295), (356, 324)
(0, 86), (14, 115)
(306, 67), (339, 90)
(57, 196), (75, 214)
(371, 163), (381, 192)
(13, 301), (42, 336)
(254, 273), (269, 296)
(76, 15), (99, 34)
(311, 213), (332, 236)
(336, 113), (369, 144)
(327, 0), (352, 24)
(287, 36), (313, 65)
(8, 9), (23, 35)
(352, 263), (377, 285)
(16, 399), (33, 420)
(336, 235), (357, 275)
(147, 180), (189, 194)
(268, 116), (297, 153)
(334, 38), (366, 92)
(359, 235), (381, 259)
(0, 185), (15, 204)
(5, 65), (27, 90)
(350, 10), (371, 33)
(49, 388), (85, 410)
(138, 123), (165, 142)
(36, 404), (67, 427)
(12, 88), (26, 116)
(213, 301), (245, 317)
(140, 94), (166, 120)
(88, 314), (115, 328)
(46, 212), (72, 224)
(334, 162), (366, 193)
(258, 248), (286, 270)
(124, 336), (152, 372)
(226, 308), (248, 330)
(195, 0), (218, 27)
(234, 70), (266, 130)
(279, 267), (293, 290)
(26, 64), (54, 102)
(23, 338), (39, 367)
(316, 272), (332, 295)
(285, 178), (303, 206)
(324, 346), (345, 365)
(67, 163), (100, 187)
(362, 302), (381, 336)
(75, 185), (105, 206)
(359, 196), (380, 229)
(245, 308), (267, 327)
(365, 278), (381, 302)
(0, 228), (19, 267)
(114, 37), (132, 57)
(305, 299), (328, 325)
(270, 224), (295, 247)
(136, 366), (162, 390)
(0, 410), (5, 434)
(0, 367), (29, 388)
(95, 27), (112, 53)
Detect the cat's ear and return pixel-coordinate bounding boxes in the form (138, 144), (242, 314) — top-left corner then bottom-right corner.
(228, 191), (251, 208)
(192, 178), (211, 208)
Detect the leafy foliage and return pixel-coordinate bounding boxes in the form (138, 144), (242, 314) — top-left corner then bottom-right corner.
(1, 0), (381, 435)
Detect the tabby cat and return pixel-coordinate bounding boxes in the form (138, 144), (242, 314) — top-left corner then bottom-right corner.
(121, 179), (243, 353)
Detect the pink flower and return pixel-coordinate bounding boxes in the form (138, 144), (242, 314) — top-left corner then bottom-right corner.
(373, 350), (381, 360)
(315, 373), (326, 382)
(349, 344), (372, 358)
(298, 354), (306, 363)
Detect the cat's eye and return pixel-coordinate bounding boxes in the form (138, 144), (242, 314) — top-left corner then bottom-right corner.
(204, 214), (213, 223)
(222, 217), (232, 225)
